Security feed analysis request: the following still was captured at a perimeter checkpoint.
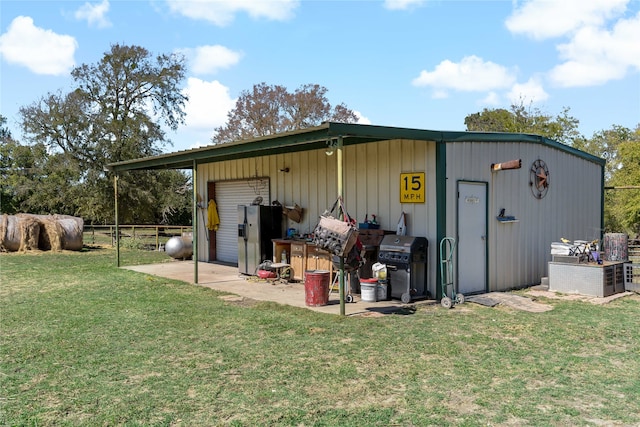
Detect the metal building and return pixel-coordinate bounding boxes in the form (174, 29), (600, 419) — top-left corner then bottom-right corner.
(109, 122), (605, 298)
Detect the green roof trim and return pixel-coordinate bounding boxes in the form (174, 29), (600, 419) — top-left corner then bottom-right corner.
(107, 122), (605, 172)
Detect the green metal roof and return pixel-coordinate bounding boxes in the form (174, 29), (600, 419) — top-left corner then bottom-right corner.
(106, 122), (605, 172)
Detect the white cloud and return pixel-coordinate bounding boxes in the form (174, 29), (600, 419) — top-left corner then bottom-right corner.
(187, 137), (214, 150)
(169, 78), (236, 150)
(166, 0), (299, 26)
(75, 0), (111, 29)
(184, 45), (243, 75)
(354, 111), (371, 125)
(506, 1), (639, 88)
(432, 89), (449, 99)
(506, 78), (549, 104)
(548, 11), (640, 87)
(480, 91), (501, 106)
(505, 0), (628, 40)
(412, 55), (517, 98)
(0, 16), (77, 75)
(182, 78), (236, 130)
(383, 0), (426, 11)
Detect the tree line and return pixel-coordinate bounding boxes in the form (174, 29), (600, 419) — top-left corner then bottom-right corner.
(1, 44), (638, 235)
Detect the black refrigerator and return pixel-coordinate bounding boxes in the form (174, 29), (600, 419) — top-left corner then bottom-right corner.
(237, 205), (283, 275)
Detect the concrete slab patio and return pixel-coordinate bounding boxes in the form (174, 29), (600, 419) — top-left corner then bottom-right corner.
(123, 259), (432, 316)
(122, 260), (635, 315)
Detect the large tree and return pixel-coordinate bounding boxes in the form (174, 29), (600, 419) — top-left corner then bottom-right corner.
(0, 135), (81, 216)
(573, 125), (632, 181)
(464, 101), (582, 145)
(610, 126), (640, 235)
(17, 44), (191, 224)
(212, 83), (358, 143)
(575, 125), (640, 235)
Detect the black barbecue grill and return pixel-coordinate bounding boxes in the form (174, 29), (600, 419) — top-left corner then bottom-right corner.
(378, 235), (428, 303)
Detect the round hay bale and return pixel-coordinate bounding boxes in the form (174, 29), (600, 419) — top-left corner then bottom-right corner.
(0, 214), (20, 252)
(16, 215), (40, 252)
(1, 213), (84, 252)
(54, 215), (84, 251)
(23, 214), (84, 251)
(38, 216), (64, 251)
(1, 214), (41, 252)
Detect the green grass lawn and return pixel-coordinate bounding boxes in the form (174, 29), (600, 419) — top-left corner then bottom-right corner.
(2, 248), (639, 426)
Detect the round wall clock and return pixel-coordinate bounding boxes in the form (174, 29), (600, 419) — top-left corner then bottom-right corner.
(529, 159), (549, 199)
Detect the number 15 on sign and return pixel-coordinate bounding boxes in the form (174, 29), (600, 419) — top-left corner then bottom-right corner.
(400, 172), (425, 203)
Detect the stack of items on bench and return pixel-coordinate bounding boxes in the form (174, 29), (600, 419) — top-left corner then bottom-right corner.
(548, 233), (630, 297)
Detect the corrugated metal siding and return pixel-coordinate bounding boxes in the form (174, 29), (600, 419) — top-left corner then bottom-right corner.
(195, 138), (601, 295)
(341, 139), (438, 296)
(446, 141), (602, 291)
(196, 139), (440, 296)
(343, 139), (434, 237)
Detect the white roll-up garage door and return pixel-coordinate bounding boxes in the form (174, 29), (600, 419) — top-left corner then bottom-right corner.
(214, 180), (270, 264)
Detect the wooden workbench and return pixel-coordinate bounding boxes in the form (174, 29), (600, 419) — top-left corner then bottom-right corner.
(272, 239), (333, 281)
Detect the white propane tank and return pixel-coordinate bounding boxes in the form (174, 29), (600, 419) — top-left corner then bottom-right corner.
(165, 236), (193, 259)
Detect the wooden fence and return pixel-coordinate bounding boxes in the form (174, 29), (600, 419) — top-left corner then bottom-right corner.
(629, 239), (640, 262)
(83, 225), (192, 251)
(627, 239), (640, 288)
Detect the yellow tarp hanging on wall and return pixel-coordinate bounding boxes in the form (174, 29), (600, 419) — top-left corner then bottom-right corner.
(207, 199), (220, 231)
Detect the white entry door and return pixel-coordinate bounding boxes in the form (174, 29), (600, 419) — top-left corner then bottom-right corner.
(457, 181), (487, 294)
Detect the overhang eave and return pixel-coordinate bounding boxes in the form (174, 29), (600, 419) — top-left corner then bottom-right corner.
(106, 121), (605, 172)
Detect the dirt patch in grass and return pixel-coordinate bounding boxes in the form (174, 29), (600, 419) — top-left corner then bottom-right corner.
(218, 294), (260, 308)
(467, 292), (553, 312)
(527, 289), (635, 305)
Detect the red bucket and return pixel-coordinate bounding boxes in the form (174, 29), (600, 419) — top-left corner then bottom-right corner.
(304, 270), (330, 306)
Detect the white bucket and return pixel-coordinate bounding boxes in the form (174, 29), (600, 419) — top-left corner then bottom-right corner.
(360, 280), (377, 302)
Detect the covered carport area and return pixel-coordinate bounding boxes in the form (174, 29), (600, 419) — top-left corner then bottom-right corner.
(107, 122), (451, 314)
(107, 121), (548, 314)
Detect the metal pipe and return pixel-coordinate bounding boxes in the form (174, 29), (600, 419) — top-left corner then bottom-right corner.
(114, 174), (120, 267)
(193, 160), (198, 284)
(491, 159), (522, 171)
(337, 136), (345, 316)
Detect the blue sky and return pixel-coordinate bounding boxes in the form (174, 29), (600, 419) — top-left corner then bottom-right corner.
(1, 0), (639, 153)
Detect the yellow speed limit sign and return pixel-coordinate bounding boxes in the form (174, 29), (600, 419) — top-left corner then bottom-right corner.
(400, 172), (425, 203)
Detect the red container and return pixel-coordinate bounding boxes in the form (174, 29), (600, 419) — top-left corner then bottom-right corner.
(304, 270), (330, 306)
